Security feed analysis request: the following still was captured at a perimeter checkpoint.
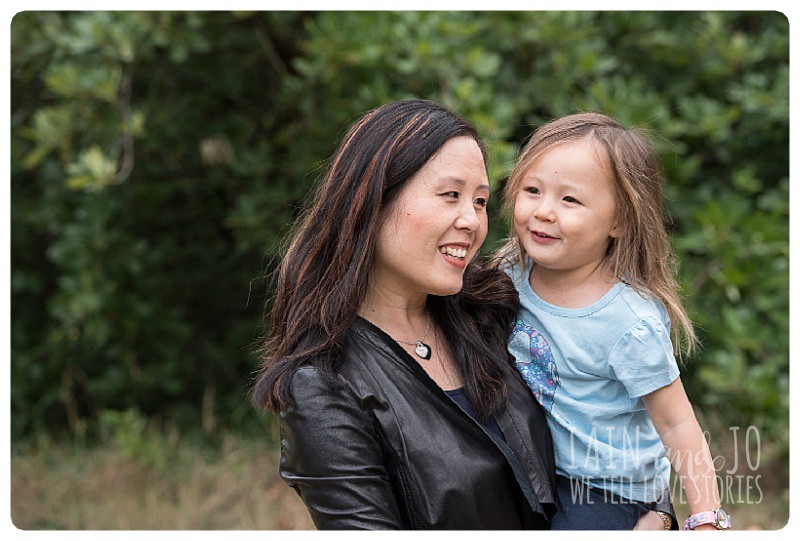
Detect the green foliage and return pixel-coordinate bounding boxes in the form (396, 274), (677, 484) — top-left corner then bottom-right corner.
(11, 12), (788, 472)
(98, 408), (176, 470)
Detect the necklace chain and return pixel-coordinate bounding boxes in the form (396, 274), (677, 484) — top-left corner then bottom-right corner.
(394, 314), (432, 360)
(433, 343), (456, 388)
(394, 314), (430, 346)
(398, 322), (457, 387)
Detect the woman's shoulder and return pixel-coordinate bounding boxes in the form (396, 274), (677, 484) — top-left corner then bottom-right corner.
(281, 358), (367, 414)
(283, 320), (399, 392)
(282, 362), (343, 399)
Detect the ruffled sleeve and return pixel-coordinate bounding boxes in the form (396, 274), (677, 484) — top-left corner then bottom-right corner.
(607, 316), (680, 398)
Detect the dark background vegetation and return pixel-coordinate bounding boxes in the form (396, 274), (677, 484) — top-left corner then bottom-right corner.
(10, 11), (789, 528)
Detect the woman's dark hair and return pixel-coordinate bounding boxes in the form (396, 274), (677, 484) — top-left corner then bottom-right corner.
(252, 99), (520, 419)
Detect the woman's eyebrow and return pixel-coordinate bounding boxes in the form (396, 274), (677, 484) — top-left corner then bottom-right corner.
(436, 176), (490, 191)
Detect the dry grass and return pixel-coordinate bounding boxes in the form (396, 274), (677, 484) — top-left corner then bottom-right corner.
(11, 430), (788, 530)
(11, 433), (314, 530)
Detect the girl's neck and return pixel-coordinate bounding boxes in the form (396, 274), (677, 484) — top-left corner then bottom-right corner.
(529, 260), (618, 309)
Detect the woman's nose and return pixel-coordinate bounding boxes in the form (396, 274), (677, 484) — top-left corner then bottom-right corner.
(455, 203), (481, 231)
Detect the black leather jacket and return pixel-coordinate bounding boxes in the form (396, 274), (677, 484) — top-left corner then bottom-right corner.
(279, 317), (557, 529)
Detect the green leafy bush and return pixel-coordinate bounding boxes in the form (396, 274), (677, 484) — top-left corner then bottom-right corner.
(11, 12), (788, 478)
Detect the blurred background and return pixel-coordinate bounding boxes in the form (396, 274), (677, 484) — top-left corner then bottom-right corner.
(10, 11), (789, 530)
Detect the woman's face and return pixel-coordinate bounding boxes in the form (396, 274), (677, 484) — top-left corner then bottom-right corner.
(371, 136), (490, 299)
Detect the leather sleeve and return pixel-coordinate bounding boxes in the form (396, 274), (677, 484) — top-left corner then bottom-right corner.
(278, 365), (403, 530)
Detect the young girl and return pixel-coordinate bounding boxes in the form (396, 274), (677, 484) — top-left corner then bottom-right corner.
(501, 113), (729, 531)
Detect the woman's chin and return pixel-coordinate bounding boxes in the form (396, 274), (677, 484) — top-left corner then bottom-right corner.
(427, 278), (464, 297)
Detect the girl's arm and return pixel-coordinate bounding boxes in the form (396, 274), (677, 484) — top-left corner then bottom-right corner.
(643, 377), (722, 531)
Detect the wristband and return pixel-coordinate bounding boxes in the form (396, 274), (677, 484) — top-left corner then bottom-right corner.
(683, 508), (731, 530)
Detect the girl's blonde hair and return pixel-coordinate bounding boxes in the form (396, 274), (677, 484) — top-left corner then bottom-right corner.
(499, 112), (698, 357)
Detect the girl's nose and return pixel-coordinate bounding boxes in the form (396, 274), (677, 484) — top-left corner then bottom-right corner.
(534, 200), (555, 222)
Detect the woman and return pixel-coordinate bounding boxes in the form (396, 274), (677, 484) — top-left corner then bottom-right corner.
(252, 99), (557, 529)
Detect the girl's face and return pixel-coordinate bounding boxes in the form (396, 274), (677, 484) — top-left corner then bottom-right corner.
(370, 136), (490, 299)
(513, 137), (620, 277)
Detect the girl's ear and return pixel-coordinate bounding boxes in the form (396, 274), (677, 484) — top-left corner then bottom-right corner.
(609, 224), (621, 238)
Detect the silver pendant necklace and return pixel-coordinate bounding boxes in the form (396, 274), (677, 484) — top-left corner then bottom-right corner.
(395, 315), (432, 360)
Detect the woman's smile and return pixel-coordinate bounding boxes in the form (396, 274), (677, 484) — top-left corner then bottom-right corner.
(438, 242), (471, 268)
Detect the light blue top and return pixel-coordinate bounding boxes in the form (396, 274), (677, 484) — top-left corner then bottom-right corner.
(506, 259), (680, 502)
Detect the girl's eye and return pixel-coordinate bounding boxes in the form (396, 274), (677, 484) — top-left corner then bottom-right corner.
(524, 186), (540, 195)
(474, 197), (488, 208)
(443, 191), (459, 199)
(563, 196), (581, 204)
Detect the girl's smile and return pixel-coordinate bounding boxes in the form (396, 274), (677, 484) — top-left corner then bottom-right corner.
(529, 230), (560, 244)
